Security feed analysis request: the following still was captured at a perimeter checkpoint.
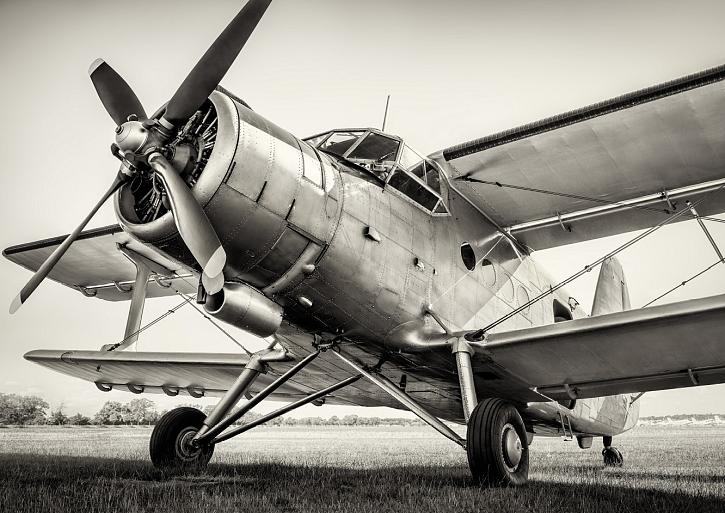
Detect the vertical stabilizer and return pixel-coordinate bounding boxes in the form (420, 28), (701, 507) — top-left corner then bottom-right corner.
(592, 257), (631, 316)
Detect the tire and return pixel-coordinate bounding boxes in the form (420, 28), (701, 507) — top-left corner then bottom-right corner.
(467, 398), (529, 486)
(602, 447), (624, 467)
(150, 407), (214, 471)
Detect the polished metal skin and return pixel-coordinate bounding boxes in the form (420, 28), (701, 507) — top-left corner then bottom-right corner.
(203, 282), (283, 338)
(6, 2), (725, 479)
(501, 423), (523, 471)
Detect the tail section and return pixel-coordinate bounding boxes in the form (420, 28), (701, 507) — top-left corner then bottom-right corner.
(592, 257), (631, 316)
(591, 257), (639, 433)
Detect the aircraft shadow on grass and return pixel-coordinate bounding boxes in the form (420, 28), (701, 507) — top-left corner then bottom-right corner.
(1, 454), (723, 512)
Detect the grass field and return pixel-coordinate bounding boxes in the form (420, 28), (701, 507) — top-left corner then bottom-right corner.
(1, 424), (723, 512)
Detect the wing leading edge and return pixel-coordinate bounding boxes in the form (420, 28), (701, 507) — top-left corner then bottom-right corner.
(437, 64), (725, 251)
(23, 350), (354, 405)
(3, 225), (196, 301)
(473, 293), (725, 400)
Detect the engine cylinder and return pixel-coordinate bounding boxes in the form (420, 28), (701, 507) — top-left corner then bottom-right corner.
(204, 282), (283, 338)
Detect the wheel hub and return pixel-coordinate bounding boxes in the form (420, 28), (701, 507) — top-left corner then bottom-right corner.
(175, 426), (204, 462)
(501, 423), (523, 470)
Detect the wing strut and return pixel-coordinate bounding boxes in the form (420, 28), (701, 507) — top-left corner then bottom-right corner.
(465, 185), (724, 341)
(331, 350), (466, 447)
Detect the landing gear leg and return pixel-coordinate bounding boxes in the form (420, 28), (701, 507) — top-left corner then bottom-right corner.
(602, 435), (624, 467)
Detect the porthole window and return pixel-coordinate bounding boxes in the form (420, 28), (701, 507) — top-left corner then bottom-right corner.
(501, 273), (515, 301)
(481, 259), (496, 286)
(460, 243), (476, 271)
(517, 286), (531, 314)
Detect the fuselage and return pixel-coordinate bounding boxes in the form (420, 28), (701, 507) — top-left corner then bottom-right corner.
(116, 89), (639, 438)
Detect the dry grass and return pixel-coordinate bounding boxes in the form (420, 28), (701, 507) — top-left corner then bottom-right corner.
(1, 424), (723, 512)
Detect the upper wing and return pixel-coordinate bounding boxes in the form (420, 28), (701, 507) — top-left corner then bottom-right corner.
(3, 225), (196, 301)
(435, 65), (725, 251)
(473, 293), (725, 400)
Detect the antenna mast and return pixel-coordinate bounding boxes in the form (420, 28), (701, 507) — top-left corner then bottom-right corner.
(381, 94), (391, 131)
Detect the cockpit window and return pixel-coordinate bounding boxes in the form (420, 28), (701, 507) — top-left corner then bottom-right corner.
(387, 170), (440, 211)
(303, 128), (448, 215)
(305, 132), (330, 147)
(347, 133), (399, 163)
(320, 131), (364, 156)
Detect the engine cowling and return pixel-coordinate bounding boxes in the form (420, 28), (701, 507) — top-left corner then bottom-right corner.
(114, 88), (341, 291)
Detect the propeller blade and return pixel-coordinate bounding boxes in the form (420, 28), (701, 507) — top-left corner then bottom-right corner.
(89, 58), (147, 125)
(162, 0), (272, 127)
(147, 153), (226, 292)
(10, 172), (128, 314)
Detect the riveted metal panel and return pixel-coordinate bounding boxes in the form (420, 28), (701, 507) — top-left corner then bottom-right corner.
(225, 115), (270, 200)
(257, 133), (302, 218)
(256, 228), (309, 277)
(203, 183), (286, 281)
(287, 178), (329, 242)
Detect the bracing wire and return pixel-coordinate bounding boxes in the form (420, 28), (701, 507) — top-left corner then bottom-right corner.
(107, 274), (253, 355)
(459, 177), (671, 215)
(642, 258), (725, 307)
(108, 295), (193, 351)
(173, 289), (253, 356)
(466, 183), (725, 340)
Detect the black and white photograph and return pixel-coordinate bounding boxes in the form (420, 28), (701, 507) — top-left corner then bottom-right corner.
(1, 0), (724, 511)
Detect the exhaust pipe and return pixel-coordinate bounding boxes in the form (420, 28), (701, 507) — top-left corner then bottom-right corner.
(204, 282), (283, 338)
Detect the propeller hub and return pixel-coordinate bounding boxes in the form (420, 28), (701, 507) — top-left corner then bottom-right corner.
(115, 120), (149, 154)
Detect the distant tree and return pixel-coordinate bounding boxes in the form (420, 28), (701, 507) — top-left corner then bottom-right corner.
(49, 405), (69, 425)
(0, 393), (49, 425)
(341, 414), (359, 426)
(68, 413), (91, 425)
(126, 398), (159, 425)
(93, 401), (129, 425)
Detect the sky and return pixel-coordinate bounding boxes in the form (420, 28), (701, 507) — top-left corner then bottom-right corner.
(0, 0), (724, 419)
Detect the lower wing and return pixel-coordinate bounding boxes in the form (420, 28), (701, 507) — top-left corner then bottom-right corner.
(472, 293), (725, 400)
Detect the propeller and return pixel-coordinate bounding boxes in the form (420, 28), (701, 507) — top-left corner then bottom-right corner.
(89, 59), (147, 125)
(147, 153), (226, 293)
(162, 0), (272, 127)
(10, 171), (129, 313)
(10, 0), (274, 312)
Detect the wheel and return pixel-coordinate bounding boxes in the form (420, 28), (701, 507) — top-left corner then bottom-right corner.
(602, 446), (623, 467)
(150, 407), (214, 471)
(467, 398), (529, 486)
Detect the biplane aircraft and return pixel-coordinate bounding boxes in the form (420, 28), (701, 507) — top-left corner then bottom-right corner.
(5, 0), (725, 486)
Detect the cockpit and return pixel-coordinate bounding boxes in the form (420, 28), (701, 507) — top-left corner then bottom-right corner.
(303, 128), (447, 215)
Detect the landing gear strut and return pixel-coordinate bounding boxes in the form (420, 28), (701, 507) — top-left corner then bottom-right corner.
(467, 398), (530, 486)
(149, 343), (362, 471)
(602, 435), (624, 467)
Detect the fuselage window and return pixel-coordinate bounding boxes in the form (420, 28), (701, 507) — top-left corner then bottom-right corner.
(553, 299), (573, 322)
(481, 259), (496, 286)
(501, 273), (515, 301)
(460, 243), (476, 271)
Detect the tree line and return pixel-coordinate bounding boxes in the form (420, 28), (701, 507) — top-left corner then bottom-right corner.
(0, 393), (424, 427)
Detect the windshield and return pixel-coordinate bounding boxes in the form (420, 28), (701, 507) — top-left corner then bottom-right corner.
(303, 128), (448, 214)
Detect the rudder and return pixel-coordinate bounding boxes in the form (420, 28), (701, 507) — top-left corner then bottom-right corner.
(592, 257), (631, 315)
